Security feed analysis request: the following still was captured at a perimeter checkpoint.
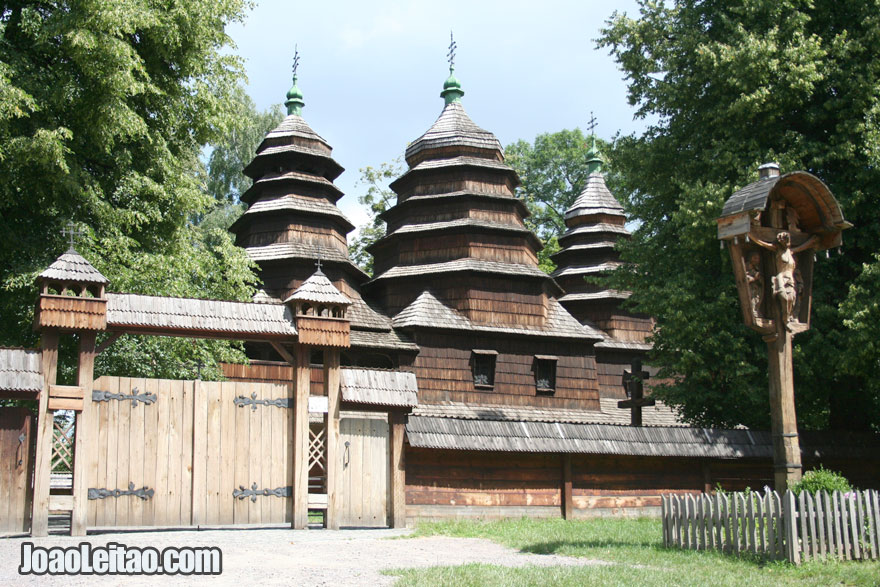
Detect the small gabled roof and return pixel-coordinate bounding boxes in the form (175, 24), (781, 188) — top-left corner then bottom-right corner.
(340, 368), (418, 408)
(565, 173), (625, 221)
(284, 269), (351, 306)
(39, 249), (109, 285)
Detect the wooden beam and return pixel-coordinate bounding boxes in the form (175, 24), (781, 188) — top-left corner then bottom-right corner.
(292, 344), (310, 529)
(31, 330), (59, 537)
(389, 412), (407, 528)
(324, 349), (341, 530)
(270, 341), (296, 366)
(562, 454), (573, 520)
(95, 331), (123, 355)
(71, 331), (96, 536)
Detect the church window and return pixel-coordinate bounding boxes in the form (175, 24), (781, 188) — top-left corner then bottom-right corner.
(534, 355), (557, 394)
(471, 349), (497, 388)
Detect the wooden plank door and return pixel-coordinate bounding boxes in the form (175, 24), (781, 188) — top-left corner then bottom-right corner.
(88, 377), (194, 528)
(340, 412), (389, 527)
(0, 408), (34, 535)
(192, 380), (293, 526)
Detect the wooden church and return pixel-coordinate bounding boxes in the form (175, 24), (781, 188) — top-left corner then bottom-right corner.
(219, 62), (878, 522)
(2, 58), (878, 537)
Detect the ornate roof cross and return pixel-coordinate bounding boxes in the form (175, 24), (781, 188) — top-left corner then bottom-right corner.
(447, 31), (457, 70)
(61, 221), (84, 251)
(315, 258), (323, 273)
(586, 111), (598, 136)
(618, 357), (655, 426)
(292, 44), (300, 79)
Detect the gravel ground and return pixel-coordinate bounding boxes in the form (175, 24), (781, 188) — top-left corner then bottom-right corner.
(1, 526), (610, 586)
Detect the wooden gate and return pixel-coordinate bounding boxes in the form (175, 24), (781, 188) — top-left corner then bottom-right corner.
(87, 377), (293, 528)
(0, 408), (34, 535)
(340, 412), (389, 527)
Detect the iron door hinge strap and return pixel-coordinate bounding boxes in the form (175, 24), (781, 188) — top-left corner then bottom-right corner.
(92, 388), (157, 407)
(233, 392), (291, 411)
(88, 482), (154, 500)
(232, 483), (293, 502)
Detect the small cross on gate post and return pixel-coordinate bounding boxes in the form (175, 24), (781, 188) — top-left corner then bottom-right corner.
(61, 221), (85, 251)
(618, 357), (654, 427)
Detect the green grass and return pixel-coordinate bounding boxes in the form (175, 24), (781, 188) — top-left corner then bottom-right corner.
(386, 518), (880, 586)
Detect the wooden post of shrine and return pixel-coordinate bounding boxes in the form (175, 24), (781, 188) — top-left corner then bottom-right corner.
(717, 164), (851, 491)
(618, 358), (654, 427)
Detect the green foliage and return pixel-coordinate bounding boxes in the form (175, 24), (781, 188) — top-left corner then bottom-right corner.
(598, 0), (880, 430)
(505, 129), (609, 272)
(348, 159), (403, 275)
(205, 86), (284, 206)
(0, 0), (258, 377)
(789, 466), (852, 496)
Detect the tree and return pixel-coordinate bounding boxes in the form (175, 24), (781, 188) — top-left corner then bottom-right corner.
(598, 0), (880, 430)
(348, 159), (403, 275)
(505, 130), (609, 272)
(0, 0), (258, 378)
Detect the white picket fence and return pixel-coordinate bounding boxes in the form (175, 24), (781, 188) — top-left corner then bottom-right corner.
(661, 489), (880, 564)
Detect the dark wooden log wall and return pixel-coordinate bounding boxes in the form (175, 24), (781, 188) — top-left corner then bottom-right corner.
(405, 448), (880, 521)
(412, 331), (599, 410)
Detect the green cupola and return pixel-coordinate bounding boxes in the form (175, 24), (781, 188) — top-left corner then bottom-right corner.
(441, 67), (464, 105)
(286, 75), (304, 116)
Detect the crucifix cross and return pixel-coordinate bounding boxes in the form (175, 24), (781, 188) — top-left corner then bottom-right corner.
(61, 221), (84, 250)
(315, 258), (323, 272)
(618, 357), (655, 427)
(292, 44), (300, 78)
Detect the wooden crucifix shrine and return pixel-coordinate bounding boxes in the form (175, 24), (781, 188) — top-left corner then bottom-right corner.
(717, 164), (851, 491)
(619, 358), (654, 427)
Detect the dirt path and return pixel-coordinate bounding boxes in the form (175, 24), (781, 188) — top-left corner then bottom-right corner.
(1, 527), (610, 586)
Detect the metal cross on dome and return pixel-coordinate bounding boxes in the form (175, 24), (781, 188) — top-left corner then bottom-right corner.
(315, 258), (323, 272)
(447, 31), (457, 69)
(292, 45), (300, 78)
(586, 111), (598, 136)
(61, 221), (84, 250)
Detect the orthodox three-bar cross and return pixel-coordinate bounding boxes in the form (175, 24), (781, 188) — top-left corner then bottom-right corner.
(618, 358), (654, 427)
(62, 221), (84, 250)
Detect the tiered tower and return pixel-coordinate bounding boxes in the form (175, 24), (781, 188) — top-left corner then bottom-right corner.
(551, 140), (654, 398)
(230, 66), (414, 364)
(367, 65), (604, 409)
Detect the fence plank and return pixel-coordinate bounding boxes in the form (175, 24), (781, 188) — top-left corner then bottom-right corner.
(747, 494), (756, 554)
(852, 491), (862, 560)
(824, 491), (836, 560)
(714, 494), (723, 552)
(838, 491), (851, 560)
(797, 490), (808, 561)
(723, 494), (732, 554)
(806, 491), (817, 560)
(732, 494), (741, 554)
(756, 494), (765, 554)
(784, 491), (800, 564)
(673, 495), (682, 549)
(698, 494), (707, 550)
(815, 490), (826, 558)
(869, 489), (880, 558)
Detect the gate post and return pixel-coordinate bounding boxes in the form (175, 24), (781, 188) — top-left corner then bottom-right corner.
(31, 330), (59, 537)
(292, 344), (310, 529)
(324, 349), (341, 529)
(71, 332), (97, 536)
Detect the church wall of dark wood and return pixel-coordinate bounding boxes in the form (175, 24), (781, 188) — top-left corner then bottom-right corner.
(411, 331), (599, 410)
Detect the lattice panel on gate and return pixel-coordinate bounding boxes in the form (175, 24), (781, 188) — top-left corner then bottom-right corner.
(51, 418), (74, 473)
(309, 425), (326, 473)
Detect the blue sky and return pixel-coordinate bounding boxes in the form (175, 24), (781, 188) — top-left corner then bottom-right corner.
(227, 0), (648, 228)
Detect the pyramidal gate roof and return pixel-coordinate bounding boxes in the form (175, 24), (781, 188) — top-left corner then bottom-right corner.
(565, 173), (625, 220)
(284, 269), (352, 305)
(405, 102), (502, 162)
(39, 249), (109, 285)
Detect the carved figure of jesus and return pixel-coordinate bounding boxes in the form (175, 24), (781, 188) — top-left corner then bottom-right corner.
(750, 230), (817, 327)
(745, 250), (764, 319)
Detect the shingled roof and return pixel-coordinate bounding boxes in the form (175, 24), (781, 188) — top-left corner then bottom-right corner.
(106, 293), (297, 338)
(39, 249), (109, 285)
(284, 269), (351, 306)
(565, 173), (625, 220)
(393, 290), (605, 341)
(260, 114), (331, 151)
(341, 368), (418, 407)
(404, 102), (502, 164)
(0, 347), (42, 393)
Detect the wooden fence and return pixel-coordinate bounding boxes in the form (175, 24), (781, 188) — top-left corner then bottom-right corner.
(662, 489), (880, 564)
